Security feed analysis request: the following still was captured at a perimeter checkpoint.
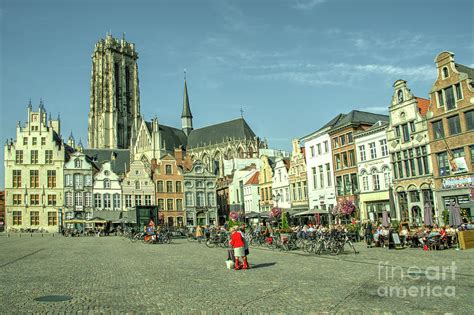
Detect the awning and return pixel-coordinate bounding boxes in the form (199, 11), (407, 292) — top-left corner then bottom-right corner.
(88, 217), (107, 223)
(64, 219), (86, 224)
(294, 209), (330, 216)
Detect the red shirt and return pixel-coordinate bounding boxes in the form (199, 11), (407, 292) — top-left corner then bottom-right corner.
(230, 231), (244, 248)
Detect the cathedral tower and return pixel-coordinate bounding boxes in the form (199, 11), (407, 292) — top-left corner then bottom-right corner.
(181, 77), (193, 136)
(88, 33), (141, 149)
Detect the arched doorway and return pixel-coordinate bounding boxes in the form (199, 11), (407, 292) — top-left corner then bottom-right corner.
(411, 206), (422, 226)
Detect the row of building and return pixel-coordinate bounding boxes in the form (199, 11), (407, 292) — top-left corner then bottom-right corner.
(1, 33), (473, 232)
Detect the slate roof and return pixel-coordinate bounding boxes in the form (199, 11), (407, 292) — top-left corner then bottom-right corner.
(159, 124), (187, 152)
(83, 148), (131, 175)
(331, 110), (389, 131)
(455, 63), (474, 79)
(300, 113), (346, 140)
(187, 118), (256, 149)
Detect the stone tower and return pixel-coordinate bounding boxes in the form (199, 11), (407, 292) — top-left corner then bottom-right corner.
(181, 78), (193, 136)
(88, 33), (141, 149)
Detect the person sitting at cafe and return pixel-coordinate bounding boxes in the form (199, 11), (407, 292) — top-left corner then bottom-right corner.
(399, 225), (409, 247)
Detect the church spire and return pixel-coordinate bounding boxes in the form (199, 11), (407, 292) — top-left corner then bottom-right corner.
(181, 70), (193, 136)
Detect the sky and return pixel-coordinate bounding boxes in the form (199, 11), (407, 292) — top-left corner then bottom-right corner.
(0, 0), (473, 188)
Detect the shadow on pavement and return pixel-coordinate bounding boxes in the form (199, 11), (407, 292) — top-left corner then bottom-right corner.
(250, 262), (277, 269)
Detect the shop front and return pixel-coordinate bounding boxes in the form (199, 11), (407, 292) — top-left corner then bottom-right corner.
(396, 183), (434, 226)
(436, 175), (474, 225)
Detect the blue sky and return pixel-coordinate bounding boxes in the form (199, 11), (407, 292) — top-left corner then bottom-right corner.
(1, 0), (473, 188)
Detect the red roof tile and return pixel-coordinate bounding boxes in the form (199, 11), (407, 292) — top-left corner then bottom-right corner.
(245, 171), (260, 185)
(416, 97), (430, 117)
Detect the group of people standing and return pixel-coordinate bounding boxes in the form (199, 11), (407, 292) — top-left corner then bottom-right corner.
(229, 225), (250, 270)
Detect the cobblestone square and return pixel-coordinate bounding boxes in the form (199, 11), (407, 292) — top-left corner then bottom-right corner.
(0, 234), (473, 314)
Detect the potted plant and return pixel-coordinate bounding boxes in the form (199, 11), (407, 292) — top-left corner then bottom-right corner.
(332, 199), (355, 224)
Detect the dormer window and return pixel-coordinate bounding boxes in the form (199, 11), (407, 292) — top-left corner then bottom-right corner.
(442, 67), (449, 79)
(74, 158), (82, 168)
(397, 90), (404, 103)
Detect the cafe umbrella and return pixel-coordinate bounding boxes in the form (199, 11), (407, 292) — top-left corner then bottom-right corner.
(423, 202), (434, 227)
(449, 201), (463, 227)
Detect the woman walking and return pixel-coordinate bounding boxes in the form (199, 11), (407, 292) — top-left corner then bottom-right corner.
(229, 227), (248, 270)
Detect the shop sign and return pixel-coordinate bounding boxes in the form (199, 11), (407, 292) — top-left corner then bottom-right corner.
(442, 175), (474, 190)
(450, 157), (468, 174)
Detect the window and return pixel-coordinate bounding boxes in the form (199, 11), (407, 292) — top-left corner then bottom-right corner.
(196, 192), (205, 207)
(366, 142), (376, 160)
(13, 211), (22, 225)
(333, 137), (339, 148)
(303, 181), (307, 198)
(372, 170), (380, 191)
(317, 143), (321, 155)
(47, 170), (56, 188)
(65, 192), (73, 207)
(336, 176), (343, 196)
(340, 135), (346, 146)
(15, 150), (23, 164)
(402, 124), (410, 142)
(347, 132), (353, 143)
(145, 195), (152, 206)
(125, 195), (132, 208)
(380, 140), (388, 156)
(175, 181), (182, 193)
(437, 152), (450, 176)
(85, 175), (92, 186)
(326, 163), (332, 187)
(134, 195), (141, 206)
(445, 86), (456, 110)
(410, 191), (420, 202)
(157, 181), (164, 192)
(395, 126), (401, 138)
(114, 193), (120, 209)
(104, 194), (111, 209)
(30, 211), (39, 226)
(310, 146), (315, 157)
(94, 194), (101, 208)
(13, 170), (21, 188)
(74, 174), (82, 189)
(41, 137), (46, 146)
(31, 150), (38, 164)
(48, 212), (57, 226)
(48, 194), (57, 206)
(74, 159), (82, 168)
(45, 150), (53, 164)
(324, 141), (329, 153)
(158, 198), (165, 210)
(166, 181), (173, 193)
(167, 199), (174, 210)
(471, 146), (474, 168)
(335, 155), (341, 170)
(104, 179), (111, 189)
(13, 194), (22, 205)
(362, 172), (369, 191)
(165, 165), (172, 174)
(135, 180), (140, 190)
(85, 192), (92, 207)
(410, 121), (415, 133)
(383, 167), (391, 189)
(432, 120), (445, 139)
(343, 174), (351, 195)
(75, 192), (83, 207)
(465, 110), (474, 131)
(312, 167), (317, 189)
(437, 90), (444, 107)
(176, 199), (183, 211)
(185, 192), (193, 206)
(447, 115), (461, 135)
(30, 170), (39, 188)
(32, 137), (37, 145)
(342, 153), (348, 168)
(359, 145), (366, 161)
(455, 83), (463, 100)
(23, 137), (28, 145)
(30, 194), (40, 205)
(349, 150), (355, 167)
(319, 165), (324, 189)
(442, 67), (448, 78)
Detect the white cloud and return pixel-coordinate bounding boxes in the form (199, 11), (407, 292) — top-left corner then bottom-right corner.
(292, 0), (326, 10)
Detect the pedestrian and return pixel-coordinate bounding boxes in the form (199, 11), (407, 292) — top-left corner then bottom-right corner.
(365, 220), (373, 247)
(195, 225), (203, 243)
(229, 227), (247, 270)
(239, 224), (250, 266)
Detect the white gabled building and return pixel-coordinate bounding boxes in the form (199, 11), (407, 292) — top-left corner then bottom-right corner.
(271, 157), (291, 211)
(301, 114), (344, 222)
(228, 165), (258, 213)
(354, 121), (392, 222)
(243, 170), (260, 214)
(93, 162), (122, 212)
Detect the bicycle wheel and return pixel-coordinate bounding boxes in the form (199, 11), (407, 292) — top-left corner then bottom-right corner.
(205, 239), (216, 248)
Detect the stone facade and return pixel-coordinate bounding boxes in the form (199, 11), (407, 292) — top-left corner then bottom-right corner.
(93, 162), (122, 212)
(4, 103), (65, 232)
(64, 151), (98, 229)
(427, 51), (474, 223)
(153, 154), (185, 227)
(386, 80), (433, 225)
(288, 139), (308, 214)
(228, 165), (257, 214)
(354, 122), (392, 222)
(88, 34), (141, 149)
(122, 160), (155, 211)
(183, 160), (218, 226)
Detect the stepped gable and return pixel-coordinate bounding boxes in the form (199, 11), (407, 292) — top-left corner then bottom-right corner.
(83, 148), (131, 175)
(187, 118), (256, 149)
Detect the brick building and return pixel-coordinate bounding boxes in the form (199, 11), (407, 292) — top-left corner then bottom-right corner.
(427, 51), (474, 223)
